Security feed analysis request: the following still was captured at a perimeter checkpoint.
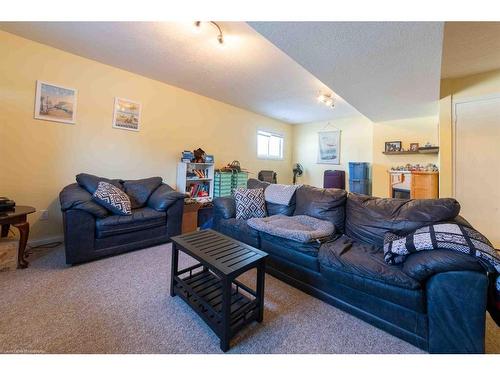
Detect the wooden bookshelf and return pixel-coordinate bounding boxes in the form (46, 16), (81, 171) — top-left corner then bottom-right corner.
(177, 162), (215, 201)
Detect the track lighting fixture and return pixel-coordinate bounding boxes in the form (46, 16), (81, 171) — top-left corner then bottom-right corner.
(194, 21), (224, 45)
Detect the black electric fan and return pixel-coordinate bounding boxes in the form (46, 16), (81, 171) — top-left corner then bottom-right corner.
(292, 163), (304, 184)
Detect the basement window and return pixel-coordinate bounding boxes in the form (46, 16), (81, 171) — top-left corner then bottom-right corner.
(257, 130), (284, 160)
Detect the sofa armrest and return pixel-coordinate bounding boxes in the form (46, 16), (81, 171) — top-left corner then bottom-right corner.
(214, 197), (236, 219)
(166, 198), (184, 239)
(426, 270), (488, 353)
(59, 183), (108, 218)
(148, 184), (186, 211)
(62, 209), (96, 264)
(213, 197), (236, 231)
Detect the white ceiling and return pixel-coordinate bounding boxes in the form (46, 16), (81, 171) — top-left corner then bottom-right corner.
(250, 22), (444, 122)
(442, 22), (500, 79)
(0, 21), (361, 124)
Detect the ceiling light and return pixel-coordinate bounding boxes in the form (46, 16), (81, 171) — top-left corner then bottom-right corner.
(317, 92), (335, 108)
(194, 21), (224, 45)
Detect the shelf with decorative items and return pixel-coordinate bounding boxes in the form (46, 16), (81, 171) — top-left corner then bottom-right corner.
(383, 141), (439, 155)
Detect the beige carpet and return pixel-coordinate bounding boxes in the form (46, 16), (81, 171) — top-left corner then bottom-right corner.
(0, 243), (498, 354)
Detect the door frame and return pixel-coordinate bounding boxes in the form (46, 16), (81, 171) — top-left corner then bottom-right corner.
(452, 92), (500, 198)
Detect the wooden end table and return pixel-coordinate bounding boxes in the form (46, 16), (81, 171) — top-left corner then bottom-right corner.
(0, 206), (36, 269)
(170, 229), (268, 352)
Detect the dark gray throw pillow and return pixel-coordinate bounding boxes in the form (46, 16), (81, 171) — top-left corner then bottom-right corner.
(76, 173), (123, 194)
(234, 188), (266, 220)
(123, 177), (163, 209)
(92, 181), (132, 215)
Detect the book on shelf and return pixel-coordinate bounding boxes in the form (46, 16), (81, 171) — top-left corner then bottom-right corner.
(187, 168), (210, 179)
(187, 181), (210, 198)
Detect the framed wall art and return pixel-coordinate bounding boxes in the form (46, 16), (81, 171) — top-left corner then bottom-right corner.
(34, 80), (78, 124)
(317, 130), (341, 164)
(112, 97), (141, 132)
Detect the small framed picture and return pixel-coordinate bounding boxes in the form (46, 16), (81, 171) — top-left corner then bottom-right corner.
(34, 80), (78, 124)
(112, 97), (141, 132)
(410, 143), (419, 152)
(385, 141), (402, 152)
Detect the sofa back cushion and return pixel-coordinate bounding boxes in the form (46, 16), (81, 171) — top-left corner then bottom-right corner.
(76, 173), (124, 194)
(293, 185), (347, 232)
(247, 178), (296, 216)
(123, 177), (163, 209)
(345, 193), (461, 248)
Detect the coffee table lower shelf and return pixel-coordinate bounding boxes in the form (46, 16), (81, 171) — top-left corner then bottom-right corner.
(173, 265), (260, 344)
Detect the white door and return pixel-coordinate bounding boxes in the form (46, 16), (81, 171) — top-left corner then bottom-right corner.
(455, 96), (500, 247)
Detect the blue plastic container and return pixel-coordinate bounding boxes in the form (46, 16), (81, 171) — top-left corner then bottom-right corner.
(348, 162), (370, 180)
(349, 179), (370, 195)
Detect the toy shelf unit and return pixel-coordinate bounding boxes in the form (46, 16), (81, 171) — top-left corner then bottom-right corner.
(177, 162), (215, 202)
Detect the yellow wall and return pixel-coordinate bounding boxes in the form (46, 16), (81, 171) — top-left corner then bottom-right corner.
(371, 116), (439, 198)
(439, 69), (500, 197)
(292, 115), (439, 198)
(292, 116), (373, 188)
(0, 31), (293, 241)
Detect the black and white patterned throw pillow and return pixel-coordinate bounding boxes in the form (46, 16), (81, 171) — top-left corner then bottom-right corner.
(234, 188), (267, 220)
(93, 181), (132, 215)
(383, 223), (500, 276)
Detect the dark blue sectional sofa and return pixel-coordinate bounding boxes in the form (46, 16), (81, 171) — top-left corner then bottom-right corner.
(213, 179), (491, 353)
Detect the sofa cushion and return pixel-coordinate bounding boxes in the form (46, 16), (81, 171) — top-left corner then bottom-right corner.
(402, 250), (484, 282)
(247, 214), (334, 243)
(95, 207), (166, 238)
(260, 232), (320, 271)
(234, 188), (267, 220)
(76, 173), (123, 194)
(248, 178), (296, 216)
(59, 183), (109, 218)
(92, 182), (132, 216)
(123, 177), (163, 209)
(293, 185), (347, 232)
(345, 193), (461, 248)
(217, 218), (261, 248)
(320, 264), (426, 313)
(318, 234), (421, 290)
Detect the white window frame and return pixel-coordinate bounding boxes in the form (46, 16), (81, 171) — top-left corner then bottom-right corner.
(257, 130), (284, 160)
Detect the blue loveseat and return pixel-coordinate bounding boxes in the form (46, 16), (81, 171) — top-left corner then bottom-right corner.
(60, 173), (185, 264)
(213, 179), (492, 353)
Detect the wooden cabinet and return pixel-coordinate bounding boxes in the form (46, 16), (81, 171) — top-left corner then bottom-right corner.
(388, 171), (439, 199)
(410, 171), (439, 199)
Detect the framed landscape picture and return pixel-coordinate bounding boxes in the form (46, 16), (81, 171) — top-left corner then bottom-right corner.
(317, 130), (341, 164)
(34, 81), (77, 124)
(112, 97), (141, 132)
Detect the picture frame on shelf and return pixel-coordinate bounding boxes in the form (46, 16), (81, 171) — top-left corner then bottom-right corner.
(34, 80), (78, 124)
(385, 141), (402, 152)
(410, 143), (419, 152)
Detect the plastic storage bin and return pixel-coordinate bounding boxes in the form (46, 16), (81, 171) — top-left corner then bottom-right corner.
(231, 172), (248, 193)
(348, 162), (370, 180)
(214, 172), (233, 198)
(349, 179), (370, 195)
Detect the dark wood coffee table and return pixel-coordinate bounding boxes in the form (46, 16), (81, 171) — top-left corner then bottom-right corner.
(0, 206), (36, 268)
(170, 229), (268, 352)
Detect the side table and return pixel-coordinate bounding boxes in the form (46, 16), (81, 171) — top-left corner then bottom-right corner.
(0, 206), (36, 268)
